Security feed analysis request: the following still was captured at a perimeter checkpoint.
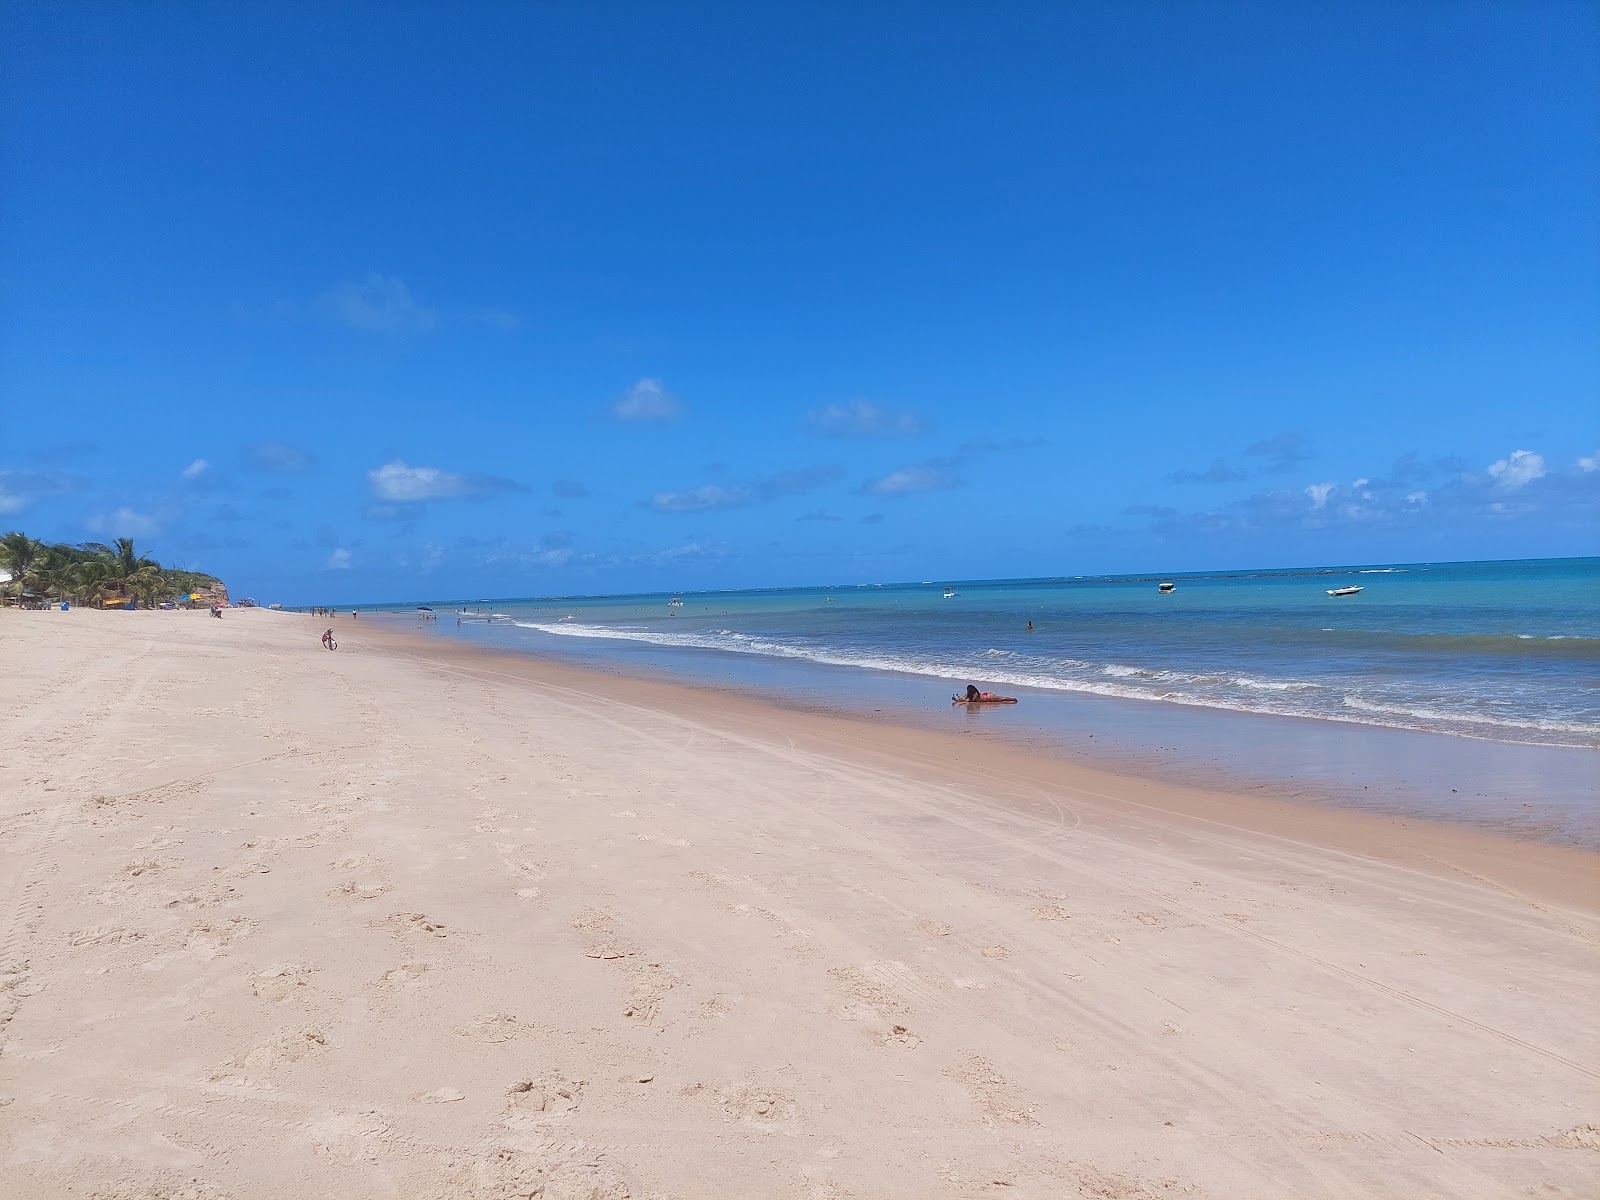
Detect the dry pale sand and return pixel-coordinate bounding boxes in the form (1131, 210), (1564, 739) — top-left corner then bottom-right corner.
(2, 610), (1596, 1200)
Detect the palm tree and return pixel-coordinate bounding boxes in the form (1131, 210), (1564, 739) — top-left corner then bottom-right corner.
(80, 537), (164, 606)
(33, 545), (77, 604)
(71, 557), (113, 607)
(0, 532), (44, 603)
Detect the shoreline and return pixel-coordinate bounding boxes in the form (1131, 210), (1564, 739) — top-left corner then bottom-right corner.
(373, 601), (1600, 850)
(4, 608), (1596, 1199)
(352, 611), (1598, 911)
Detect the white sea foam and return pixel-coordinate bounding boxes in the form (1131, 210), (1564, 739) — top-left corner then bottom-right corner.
(1340, 694), (1600, 737)
(505, 620), (1600, 746)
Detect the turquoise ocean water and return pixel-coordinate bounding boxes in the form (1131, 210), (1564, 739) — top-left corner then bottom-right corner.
(367, 557), (1598, 843)
(387, 557), (1598, 747)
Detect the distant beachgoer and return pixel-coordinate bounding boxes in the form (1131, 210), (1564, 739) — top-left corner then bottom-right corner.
(1025, 620), (1034, 632)
(321, 628), (334, 649)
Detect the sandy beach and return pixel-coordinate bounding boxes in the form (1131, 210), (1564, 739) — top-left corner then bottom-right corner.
(2, 609), (1595, 1199)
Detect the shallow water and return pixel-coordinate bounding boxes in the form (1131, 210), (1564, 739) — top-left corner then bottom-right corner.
(370, 557), (1600, 845)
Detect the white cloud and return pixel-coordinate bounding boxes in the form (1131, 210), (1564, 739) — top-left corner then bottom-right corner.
(1487, 449), (1546, 490)
(1305, 482), (1335, 510)
(326, 548), (352, 570)
(366, 460), (520, 504)
(649, 484), (751, 513)
(614, 378), (681, 422)
(181, 458), (210, 480)
(810, 401), (922, 438)
(1578, 450), (1599, 472)
(321, 274), (437, 333)
(86, 507), (161, 537)
(864, 464), (961, 496)
(0, 488), (23, 515)
(369, 460), (468, 502)
(1405, 491), (1428, 505)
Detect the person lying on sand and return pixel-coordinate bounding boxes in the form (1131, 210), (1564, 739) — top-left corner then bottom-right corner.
(953, 684), (1017, 704)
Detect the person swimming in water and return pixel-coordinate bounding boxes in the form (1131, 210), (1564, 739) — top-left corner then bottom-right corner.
(954, 684), (1016, 704)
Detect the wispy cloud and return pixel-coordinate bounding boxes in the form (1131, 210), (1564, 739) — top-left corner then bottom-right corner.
(1168, 432), (1313, 484)
(647, 465), (842, 514)
(1167, 458), (1250, 485)
(797, 509), (842, 522)
(1244, 432), (1313, 472)
(1127, 445), (1594, 540)
(181, 458), (210, 480)
(647, 484), (750, 514)
(326, 547), (352, 570)
(1579, 450), (1600, 473)
(552, 479), (589, 498)
(614, 378), (681, 422)
(862, 463), (962, 496)
(85, 506), (161, 538)
(1487, 449), (1546, 490)
(367, 460), (523, 503)
(321, 275), (438, 332)
(245, 441), (316, 474)
(315, 274), (517, 334)
(809, 401), (923, 438)
(0, 467), (86, 514)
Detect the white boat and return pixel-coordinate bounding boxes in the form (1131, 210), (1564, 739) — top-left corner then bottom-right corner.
(1158, 582), (1175, 593)
(668, 597), (684, 607)
(1327, 585), (1364, 597)
(942, 586), (958, 598)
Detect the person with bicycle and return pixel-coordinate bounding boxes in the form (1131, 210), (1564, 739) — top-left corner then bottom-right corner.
(321, 628), (336, 650)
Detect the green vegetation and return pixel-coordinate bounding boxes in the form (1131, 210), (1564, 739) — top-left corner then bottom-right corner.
(0, 532), (221, 609)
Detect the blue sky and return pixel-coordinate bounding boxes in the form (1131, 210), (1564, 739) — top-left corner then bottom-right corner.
(2, 1), (1595, 603)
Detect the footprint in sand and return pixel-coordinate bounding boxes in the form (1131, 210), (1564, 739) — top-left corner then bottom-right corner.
(370, 912), (449, 938)
(330, 853), (384, 873)
(233, 1028), (330, 1069)
(505, 1074), (585, 1118)
(186, 916), (256, 959)
(415, 1087), (466, 1104)
(253, 962), (314, 1003)
(574, 909), (635, 960)
(122, 858), (166, 879)
(458, 1146), (631, 1200)
(685, 1080), (796, 1124)
(164, 886), (240, 911)
(308, 1108), (392, 1162)
(827, 965), (910, 1022)
(85, 1171), (230, 1200)
(455, 1013), (540, 1043)
(1032, 905), (1072, 921)
(981, 945), (1010, 960)
(379, 962), (429, 987)
(878, 1023), (921, 1049)
(943, 1055), (1037, 1127)
(916, 919), (952, 938)
(67, 925), (144, 948)
(327, 880), (393, 902)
